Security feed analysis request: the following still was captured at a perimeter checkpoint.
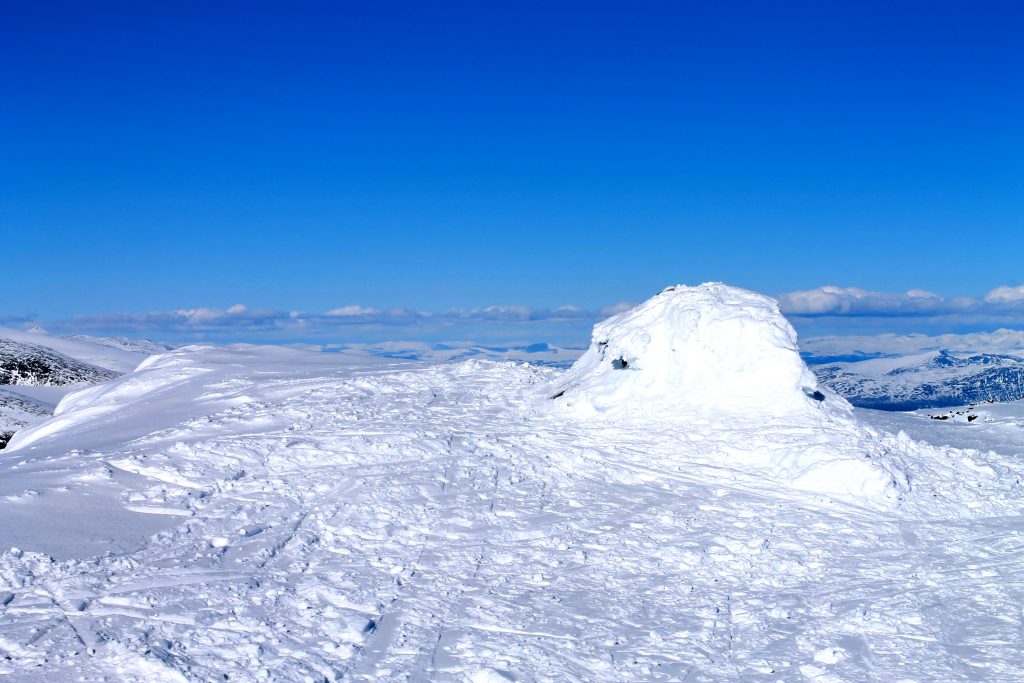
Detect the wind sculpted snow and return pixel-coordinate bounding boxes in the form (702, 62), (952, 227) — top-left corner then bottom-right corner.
(0, 328), (159, 450)
(1, 286), (1024, 681)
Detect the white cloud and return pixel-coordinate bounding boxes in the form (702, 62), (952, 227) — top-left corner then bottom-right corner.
(598, 301), (637, 317)
(39, 302), (609, 342)
(801, 328), (1024, 357)
(777, 286), (949, 316)
(776, 284), (1024, 337)
(325, 305), (380, 316)
(984, 285), (1024, 304)
(181, 307), (227, 324)
(16, 283), (1024, 344)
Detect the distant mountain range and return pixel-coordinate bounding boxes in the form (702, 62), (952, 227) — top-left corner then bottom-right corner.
(806, 349), (1024, 411)
(323, 340), (584, 367)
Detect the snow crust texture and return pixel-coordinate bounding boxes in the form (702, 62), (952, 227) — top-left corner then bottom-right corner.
(1, 289), (1023, 681)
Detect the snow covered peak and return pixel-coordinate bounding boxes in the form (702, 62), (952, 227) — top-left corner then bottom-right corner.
(553, 283), (824, 418)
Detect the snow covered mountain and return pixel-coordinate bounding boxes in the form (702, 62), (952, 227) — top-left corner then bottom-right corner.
(2, 284), (1023, 681)
(0, 338), (120, 387)
(0, 327), (156, 374)
(809, 349), (1024, 410)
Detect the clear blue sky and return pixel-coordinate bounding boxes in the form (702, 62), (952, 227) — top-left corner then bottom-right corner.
(3, 1), (1022, 324)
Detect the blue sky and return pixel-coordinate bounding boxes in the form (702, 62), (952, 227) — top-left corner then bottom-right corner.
(3, 2), (1022, 343)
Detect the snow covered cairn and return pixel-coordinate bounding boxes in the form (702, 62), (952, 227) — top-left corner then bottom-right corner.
(552, 282), (826, 418)
(549, 283), (914, 501)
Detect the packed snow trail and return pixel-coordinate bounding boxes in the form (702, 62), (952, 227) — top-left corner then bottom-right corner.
(1, 286), (1024, 681)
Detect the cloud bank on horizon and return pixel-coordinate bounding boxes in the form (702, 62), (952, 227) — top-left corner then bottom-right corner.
(778, 284), (1024, 317)
(5, 284), (1024, 345)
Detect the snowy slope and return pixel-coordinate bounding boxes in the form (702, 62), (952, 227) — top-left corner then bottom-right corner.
(0, 329), (156, 450)
(0, 337), (123, 447)
(0, 388), (52, 449)
(861, 399), (1024, 452)
(1, 286), (1024, 681)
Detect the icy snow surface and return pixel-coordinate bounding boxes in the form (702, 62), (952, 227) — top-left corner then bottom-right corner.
(1, 285), (1024, 681)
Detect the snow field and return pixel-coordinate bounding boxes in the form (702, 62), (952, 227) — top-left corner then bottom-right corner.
(2, 285), (1024, 681)
(0, 346), (1021, 680)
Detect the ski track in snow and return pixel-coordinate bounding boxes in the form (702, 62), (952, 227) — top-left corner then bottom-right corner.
(1, 350), (1024, 681)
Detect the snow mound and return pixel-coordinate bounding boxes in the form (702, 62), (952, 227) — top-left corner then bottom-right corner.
(550, 283), (910, 503)
(552, 283), (823, 418)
